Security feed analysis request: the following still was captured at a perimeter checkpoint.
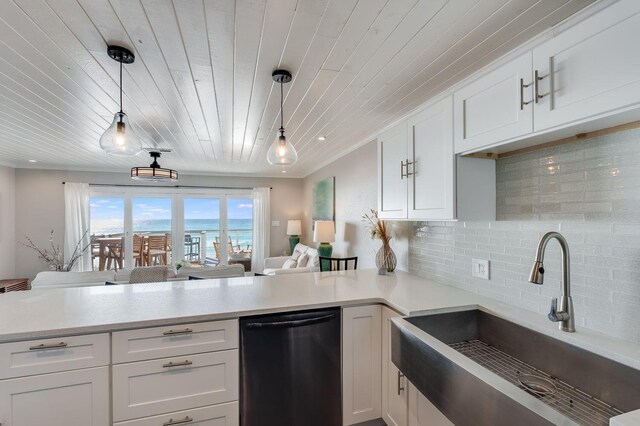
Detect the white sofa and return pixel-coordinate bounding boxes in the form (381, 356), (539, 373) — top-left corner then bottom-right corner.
(262, 243), (320, 275)
(31, 264), (246, 290)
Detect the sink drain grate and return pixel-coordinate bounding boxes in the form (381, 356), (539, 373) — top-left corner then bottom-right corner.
(449, 339), (623, 426)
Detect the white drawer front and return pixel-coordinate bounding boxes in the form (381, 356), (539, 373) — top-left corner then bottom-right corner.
(0, 333), (110, 379)
(112, 319), (238, 363)
(113, 349), (239, 422)
(114, 401), (239, 426)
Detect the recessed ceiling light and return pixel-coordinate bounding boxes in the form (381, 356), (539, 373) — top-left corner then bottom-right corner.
(317, 136), (326, 141)
(281, 170), (287, 173)
(28, 159), (37, 163)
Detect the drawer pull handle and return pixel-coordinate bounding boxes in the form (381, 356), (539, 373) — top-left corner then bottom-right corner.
(162, 360), (193, 368)
(163, 328), (193, 336)
(163, 416), (193, 426)
(397, 371), (405, 395)
(29, 342), (68, 351)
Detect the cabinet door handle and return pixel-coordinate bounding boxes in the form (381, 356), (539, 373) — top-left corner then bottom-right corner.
(29, 342), (68, 351)
(163, 416), (193, 426)
(400, 160), (406, 179)
(534, 70), (548, 103)
(520, 78), (533, 110)
(397, 371), (405, 395)
(406, 159), (415, 177)
(162, 360), (193, 368)
(163, 328), (193, 336)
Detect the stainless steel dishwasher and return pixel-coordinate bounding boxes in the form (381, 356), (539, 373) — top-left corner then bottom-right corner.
(240, 308), (341, 426)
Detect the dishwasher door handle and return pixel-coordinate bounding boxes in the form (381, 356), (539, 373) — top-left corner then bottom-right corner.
(245, 314), (335, 329)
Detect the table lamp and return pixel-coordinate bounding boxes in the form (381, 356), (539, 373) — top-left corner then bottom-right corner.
(313, 220), (335, 262)
(286, 220), (302, 254)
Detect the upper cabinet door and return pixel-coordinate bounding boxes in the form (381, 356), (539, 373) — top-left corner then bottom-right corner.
(454, 53), (533, 154)
(378, 123), (408, 219)
(408, 96), (455, 220)
(533, 0), (640, 131)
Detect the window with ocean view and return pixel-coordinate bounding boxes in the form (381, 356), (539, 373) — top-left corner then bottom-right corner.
(89, 189), (255, 272)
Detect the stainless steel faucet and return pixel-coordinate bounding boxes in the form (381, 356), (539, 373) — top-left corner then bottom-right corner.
(528, 231), (575, 332)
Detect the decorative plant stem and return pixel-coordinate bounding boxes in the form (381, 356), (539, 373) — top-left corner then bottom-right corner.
(20, 229), (90, 272)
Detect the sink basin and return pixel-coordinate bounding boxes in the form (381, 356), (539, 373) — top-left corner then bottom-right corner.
(391, 309), (640, 426)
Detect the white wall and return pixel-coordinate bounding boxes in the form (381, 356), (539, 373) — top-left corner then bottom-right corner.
(302, 141), (409, 270)
(0, 165), (15, 279)
(14, 169), (303, 278)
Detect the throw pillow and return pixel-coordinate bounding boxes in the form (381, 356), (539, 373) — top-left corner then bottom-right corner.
(291, 249), (303, 261)
(282, 258), (297, 269)
(297, 253), (309, 267)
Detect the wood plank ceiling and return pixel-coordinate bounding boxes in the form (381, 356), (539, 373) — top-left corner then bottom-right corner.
(0, 0), (594, 177)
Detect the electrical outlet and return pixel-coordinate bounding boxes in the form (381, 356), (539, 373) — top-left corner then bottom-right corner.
(271, 220), (280, 227)
(472, 259), (490, 280)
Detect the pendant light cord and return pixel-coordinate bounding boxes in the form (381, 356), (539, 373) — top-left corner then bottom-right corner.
(119, 60), (123, 114)
(280, 80), (284, 131)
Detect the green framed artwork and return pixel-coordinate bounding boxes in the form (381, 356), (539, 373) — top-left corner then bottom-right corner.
(312, 177), (335, 222)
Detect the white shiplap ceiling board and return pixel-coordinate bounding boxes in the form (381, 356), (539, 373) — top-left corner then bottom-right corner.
(0, 0), (595, 177)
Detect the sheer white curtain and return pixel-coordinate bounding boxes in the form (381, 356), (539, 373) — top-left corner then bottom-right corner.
(251, 187), (270, 273)
(64, 183), (92, 271)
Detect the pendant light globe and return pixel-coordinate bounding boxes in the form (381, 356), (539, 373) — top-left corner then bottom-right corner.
(267, 69), (297, 166)
(267, 127), (298, 166)
(100, 111), (142, 156)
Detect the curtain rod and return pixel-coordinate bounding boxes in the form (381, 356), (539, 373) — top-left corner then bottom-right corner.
(62, 182), (272, 190)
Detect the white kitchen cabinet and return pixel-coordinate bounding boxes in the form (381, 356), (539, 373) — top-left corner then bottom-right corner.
(378, 123), (408, 219)
(454, 0), (640, 156)
(407, 382), (453, 426)
(0, 366), (110, 426)
(112, 349), (239, 422)
(454, 53), (533, 154)
(0, 333), (110, 379)
(114, 401), (239, 426)
(408, 96), (455, 220)
(112, 319), (238, 363)
(382, 306), (408, 426)
(533, 0), (640, 132)
(378, 95), (495, 221)
(342, 305), (382, 426)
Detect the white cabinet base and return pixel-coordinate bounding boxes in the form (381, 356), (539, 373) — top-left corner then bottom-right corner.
(408, 382), (453, 426)
(342, 305), (382, 426)
(0, 366), (110, 426)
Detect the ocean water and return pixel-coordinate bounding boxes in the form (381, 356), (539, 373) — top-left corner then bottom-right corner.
(91, 219), (253, 260)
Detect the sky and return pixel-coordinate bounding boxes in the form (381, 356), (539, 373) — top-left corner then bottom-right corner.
(90, 197), (253, 222)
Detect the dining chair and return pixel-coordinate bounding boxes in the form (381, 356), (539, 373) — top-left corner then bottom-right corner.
(132, 234), (144, 267)
(90, 234), (104, 271)
(105, 238), (125, 271)
(146, 235), (168, 266)
(319, 256), (358, 272)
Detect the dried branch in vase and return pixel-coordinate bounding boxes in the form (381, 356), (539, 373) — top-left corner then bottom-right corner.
(20, 229), (90, 272)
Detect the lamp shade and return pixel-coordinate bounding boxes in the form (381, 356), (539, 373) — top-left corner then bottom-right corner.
(286, 220), (302, 236)
(313, 220), (335, 243)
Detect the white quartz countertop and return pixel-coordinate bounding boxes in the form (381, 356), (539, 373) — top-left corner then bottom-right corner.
(2, 269), (640, 373)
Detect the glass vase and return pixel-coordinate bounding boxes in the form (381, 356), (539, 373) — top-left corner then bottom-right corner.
(375, 238), (397, 272)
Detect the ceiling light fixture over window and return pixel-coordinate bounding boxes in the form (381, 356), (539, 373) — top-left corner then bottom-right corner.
(131, 150), (178, 182)
(100, 45), (142, 156)
(267, 69), (298, 166)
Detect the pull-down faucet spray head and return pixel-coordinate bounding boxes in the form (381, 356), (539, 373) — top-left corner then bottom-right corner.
(528, 260), (545, 285)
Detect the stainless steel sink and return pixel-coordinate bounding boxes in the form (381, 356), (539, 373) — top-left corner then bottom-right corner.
(391, 309), (640, 426)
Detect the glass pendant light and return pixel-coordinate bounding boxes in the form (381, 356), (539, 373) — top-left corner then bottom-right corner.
(267, 69), (298, 166)
(100, 45), (142, 156)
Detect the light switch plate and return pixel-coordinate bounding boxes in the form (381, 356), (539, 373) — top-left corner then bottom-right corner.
(472, 259), (490, 280)
(271, 220), (280, 227)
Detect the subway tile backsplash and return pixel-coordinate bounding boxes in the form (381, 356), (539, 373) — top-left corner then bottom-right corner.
(409, 128), (640, 342)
